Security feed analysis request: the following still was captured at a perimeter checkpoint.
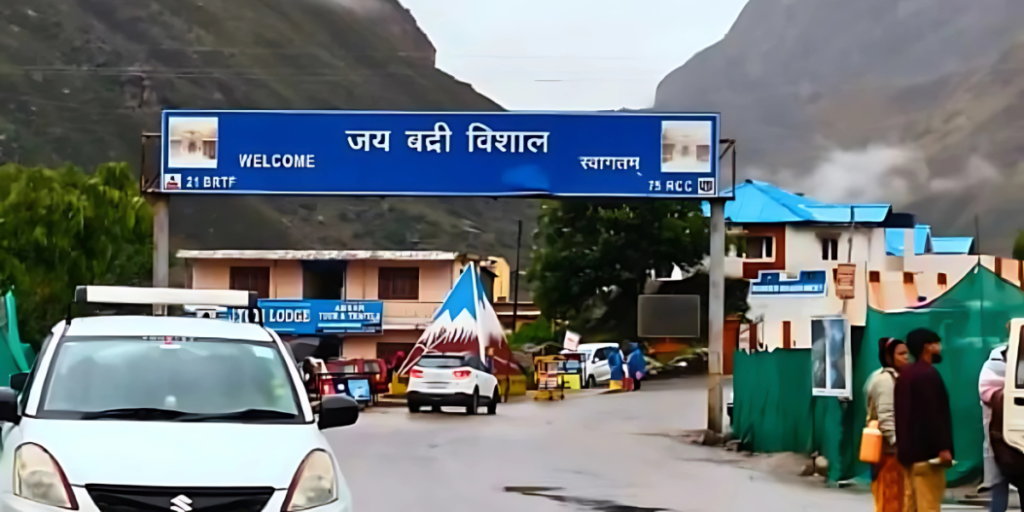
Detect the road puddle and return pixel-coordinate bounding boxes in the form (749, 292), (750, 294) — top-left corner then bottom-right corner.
(504, 486), (670, 512)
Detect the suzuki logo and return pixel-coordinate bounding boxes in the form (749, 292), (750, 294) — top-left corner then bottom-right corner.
(170, 495), (193, 512)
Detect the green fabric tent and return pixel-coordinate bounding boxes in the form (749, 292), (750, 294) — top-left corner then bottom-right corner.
(733, 264), (1024, 486)
(0, 291), (35, 384)
(853, 264), (1024, 485)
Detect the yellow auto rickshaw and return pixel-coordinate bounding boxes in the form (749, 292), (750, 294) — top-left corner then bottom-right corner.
(533, 355), (565, 401)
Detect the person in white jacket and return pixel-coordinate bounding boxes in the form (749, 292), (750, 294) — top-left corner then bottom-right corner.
(979, 343), (1017, 512)
(866, 337), (911, 512)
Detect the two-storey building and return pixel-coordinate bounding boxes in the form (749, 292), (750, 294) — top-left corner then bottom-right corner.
(708, 180), (1019, 351)
(176, 249), (510, 362)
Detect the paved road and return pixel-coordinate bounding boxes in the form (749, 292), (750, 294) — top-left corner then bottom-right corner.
(327, 377), (874, 512)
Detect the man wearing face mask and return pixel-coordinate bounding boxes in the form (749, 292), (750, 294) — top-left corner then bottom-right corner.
(895, 328), (954, 512)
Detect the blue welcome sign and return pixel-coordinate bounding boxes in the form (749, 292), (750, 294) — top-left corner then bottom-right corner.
(229, 299), (383, 335)
(749, 270), (829, 298)
(160, 110), (721, 198)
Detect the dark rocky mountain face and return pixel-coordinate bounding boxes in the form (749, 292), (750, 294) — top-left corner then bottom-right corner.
(0, 0), (535, 263)
(655, 0), (1024, 252)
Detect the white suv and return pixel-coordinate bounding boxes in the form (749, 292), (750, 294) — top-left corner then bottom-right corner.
(0, 286), (358, 512)
(406, 354), (500, 415)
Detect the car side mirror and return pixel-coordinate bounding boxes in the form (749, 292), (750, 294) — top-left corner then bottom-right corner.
(318, 394), (359, 430)
(0, 388), (20, 423)
(9, 373), (28, 393)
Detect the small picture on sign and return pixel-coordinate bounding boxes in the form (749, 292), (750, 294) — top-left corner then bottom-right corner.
(163, 173), (181, 191)
(661, 121), (712, 174)
(697, 177), (716, 196)
(168, 117), (219, 169)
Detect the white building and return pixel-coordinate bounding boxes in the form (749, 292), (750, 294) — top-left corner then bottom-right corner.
(705, 180), (1013, 351)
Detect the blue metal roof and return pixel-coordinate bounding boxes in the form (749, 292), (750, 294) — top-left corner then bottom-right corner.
(885, 225), (931, 256)
(884, 227), (973, 256)
(700, 180), (892, 224)
(931, 237), (974, 255)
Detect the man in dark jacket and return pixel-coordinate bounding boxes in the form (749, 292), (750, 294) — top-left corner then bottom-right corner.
(895, 328), (953, 512)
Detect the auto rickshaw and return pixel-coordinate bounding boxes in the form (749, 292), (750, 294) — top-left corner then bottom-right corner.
(533, 355), (565, 401)
(558, 353), (584, 390)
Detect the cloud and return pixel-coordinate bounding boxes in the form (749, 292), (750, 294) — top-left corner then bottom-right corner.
(313, 0), (390, 17)
(755, 144), (1001, 206)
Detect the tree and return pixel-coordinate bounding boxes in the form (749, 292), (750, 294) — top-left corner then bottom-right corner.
(0, 162), (152, 346)
(526, 200), (709, 340)
(1014, 230), (1024, 261)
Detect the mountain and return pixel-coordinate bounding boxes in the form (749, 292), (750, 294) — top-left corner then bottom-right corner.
(655, 0), (1024, 253)
(0, 0), (535, 265)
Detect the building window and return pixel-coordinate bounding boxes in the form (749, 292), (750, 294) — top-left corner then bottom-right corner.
(938, 273), (948, 286)
(821, 238), (839, 261)
(661, 143), (674, 163)
(869, 271), (880, 283)
(230, 267), (270, 298)
(379, 267), (419, 300)
(903, 272), (915, 284)
(696, 144), (711, 162)
(745, 236), (774, 260)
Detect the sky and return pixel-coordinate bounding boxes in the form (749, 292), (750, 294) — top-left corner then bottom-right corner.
(399, 0), (749, 111)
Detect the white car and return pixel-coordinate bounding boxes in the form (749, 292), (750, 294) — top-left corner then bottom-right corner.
(406, 354), (500, 415)
(568, 343), (627, 388)
(0, 286), (358, 512)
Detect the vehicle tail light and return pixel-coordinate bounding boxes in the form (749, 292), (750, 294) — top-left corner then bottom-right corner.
(410, 369), (424, 379)
(453, 370), (471, 379)
(320, 378), (334, 396)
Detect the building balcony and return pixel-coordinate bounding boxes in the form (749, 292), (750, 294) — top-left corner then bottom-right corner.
(382, 301), (442, 320)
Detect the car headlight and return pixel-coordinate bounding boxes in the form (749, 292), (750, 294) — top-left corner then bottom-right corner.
(283, 450), (337, 511)
(14, 443), (78, 510)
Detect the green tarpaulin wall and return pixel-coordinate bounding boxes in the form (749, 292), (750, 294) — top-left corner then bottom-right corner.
(0, 291), (35, 384)
(733, 264), (1024, 486)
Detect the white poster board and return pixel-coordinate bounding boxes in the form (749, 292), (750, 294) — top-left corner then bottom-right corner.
(563, 330), (580, 352)
(811, 315), (852, 399)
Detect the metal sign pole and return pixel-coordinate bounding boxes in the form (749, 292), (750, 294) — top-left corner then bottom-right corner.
(142, 132), (169, 315)
(707, 199), (725, 434)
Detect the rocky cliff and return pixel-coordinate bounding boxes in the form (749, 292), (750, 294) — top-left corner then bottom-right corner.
(656, 0), (1024, 252)
(0, 0), (534, 260)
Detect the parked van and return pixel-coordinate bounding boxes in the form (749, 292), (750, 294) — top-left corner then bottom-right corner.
(563, 343), (627, 388)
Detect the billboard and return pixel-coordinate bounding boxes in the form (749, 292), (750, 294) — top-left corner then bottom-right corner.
(749, 270), (828, 298)
(160, 110), (721, 198)
(226, 299), (383, 335)
(811, 315), (852, 398)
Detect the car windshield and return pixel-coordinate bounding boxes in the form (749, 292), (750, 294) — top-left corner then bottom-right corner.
(558, 360), (582, 372)
(37, 336), (302, 422)
(416, 356), (464, 368)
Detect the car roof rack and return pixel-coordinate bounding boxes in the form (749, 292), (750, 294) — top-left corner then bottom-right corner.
(70, 286), (261, 325)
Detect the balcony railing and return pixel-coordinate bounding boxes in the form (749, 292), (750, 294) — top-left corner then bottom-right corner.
(383, 301), (442, 320)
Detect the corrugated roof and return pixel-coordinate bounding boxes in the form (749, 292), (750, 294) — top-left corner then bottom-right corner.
(885, 225), (932, 256)
(931, 237), (974, 255)
(701, 180), (891, 224)
(175, 250), (462, 261)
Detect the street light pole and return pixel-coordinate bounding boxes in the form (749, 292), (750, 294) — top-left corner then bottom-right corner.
(707, 199), (726, 434)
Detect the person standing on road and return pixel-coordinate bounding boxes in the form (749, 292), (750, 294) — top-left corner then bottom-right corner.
(979, 343), (1019, 512)
(626, 342), (646, 391)
(896, 328), (954, 512)
(866, 337), (912, 512)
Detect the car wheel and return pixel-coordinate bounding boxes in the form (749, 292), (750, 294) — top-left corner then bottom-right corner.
(587, 375), (597, 389)
(408, 402), (420, 413)
(487, 388), (499, 415)
(466, 388), (479, 415)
